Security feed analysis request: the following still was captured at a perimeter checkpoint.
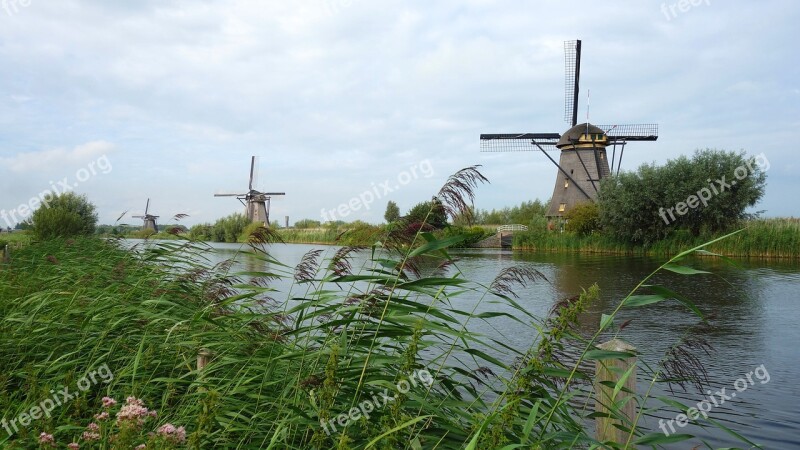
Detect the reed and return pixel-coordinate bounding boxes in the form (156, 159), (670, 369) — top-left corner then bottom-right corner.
(514, 217), (800, 258)
(0, 168), (762, 449)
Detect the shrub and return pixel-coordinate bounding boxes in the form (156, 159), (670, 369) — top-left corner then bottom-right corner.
(565, 202), (600, 236)
(406, 199), (448, 229)
(31, 192), (97, 240)
(599, 149), (767, 244)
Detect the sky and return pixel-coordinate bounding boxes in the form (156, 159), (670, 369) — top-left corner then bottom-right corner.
(1, 0), (798, 228)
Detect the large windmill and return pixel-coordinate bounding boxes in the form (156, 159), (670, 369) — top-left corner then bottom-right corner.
(132, 199), (159, 232)
(480, 40), (658, 218)
(214, 156), (285, 227)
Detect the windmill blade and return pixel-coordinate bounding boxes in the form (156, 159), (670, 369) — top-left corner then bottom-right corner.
(480, 133), (560, 152)
(260, 192), (286, 196)
(248, 156), (256, 190)
(214, 193), (246, 197)
(132, 215), (145, 219)
(252, 156), (261, 192)
(145, 198), (150, 215)
(598, 124), (659, 141)
(564, 40), (582, 127)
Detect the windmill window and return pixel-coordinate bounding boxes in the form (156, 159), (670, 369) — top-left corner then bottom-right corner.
(558, 203), (566, 212)
(564, 180), (569, 188)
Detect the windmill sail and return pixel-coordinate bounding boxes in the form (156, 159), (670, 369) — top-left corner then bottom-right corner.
(479, 39), (658, 218)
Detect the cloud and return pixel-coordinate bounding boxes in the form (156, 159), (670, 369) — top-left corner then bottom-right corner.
(1, 141), (116, 173)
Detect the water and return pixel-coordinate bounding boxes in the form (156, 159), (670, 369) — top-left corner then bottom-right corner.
(132, 240), (800, 448)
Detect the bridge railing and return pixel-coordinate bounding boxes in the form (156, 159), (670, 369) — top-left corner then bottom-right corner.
(496, 224), (528, 233)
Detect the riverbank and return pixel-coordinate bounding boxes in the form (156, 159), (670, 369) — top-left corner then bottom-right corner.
(513, 218), (800, 258)
(2, 235), (788, 447)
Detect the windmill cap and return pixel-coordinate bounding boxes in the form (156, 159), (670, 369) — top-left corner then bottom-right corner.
(556, 123), (607, 148)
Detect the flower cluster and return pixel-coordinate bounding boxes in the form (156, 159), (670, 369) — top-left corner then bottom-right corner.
(36, 395), (186, 449)
(81, 422), (100, 442)
(117, 396), (157, 426)
(157, 423), (187, 444)
(38, 432), (55, 447)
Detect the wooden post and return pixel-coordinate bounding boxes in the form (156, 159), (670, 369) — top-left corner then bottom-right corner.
(197, 348), (211, 372)
(595, 339), (637, 446)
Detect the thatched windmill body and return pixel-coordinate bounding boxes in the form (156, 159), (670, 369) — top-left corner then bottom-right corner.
(215, 156), (285, 227)
(132, 199), (159, 232)
(480, 40), (658, 218)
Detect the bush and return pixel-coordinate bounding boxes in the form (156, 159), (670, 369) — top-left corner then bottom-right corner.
(565, 202), (600, 236)
(406, 199), (448, 229)
(31, 192), (97, 240)
(293, 219), (321, 229)
(599, 149), (767, 244)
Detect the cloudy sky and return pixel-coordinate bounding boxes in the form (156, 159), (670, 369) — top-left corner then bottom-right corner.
(1, 0), (798, 227)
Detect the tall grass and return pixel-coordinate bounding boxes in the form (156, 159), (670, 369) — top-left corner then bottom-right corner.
(0, 168), (763, 449)
(514, 218), (800, 258)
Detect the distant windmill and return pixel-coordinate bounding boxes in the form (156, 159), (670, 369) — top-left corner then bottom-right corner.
(215, 156), (285, 227)
(132, 199), (159, 232)
(480, 40), (658, 218)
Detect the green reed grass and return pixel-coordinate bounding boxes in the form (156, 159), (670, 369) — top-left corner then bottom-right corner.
(0, 168), (765, 449)
(514, 217), (800, 258)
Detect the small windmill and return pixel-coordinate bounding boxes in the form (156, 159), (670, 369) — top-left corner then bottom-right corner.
(480, 40), (658, 218)
(132, 199), (159, 232)
(215, 156), (285, 227)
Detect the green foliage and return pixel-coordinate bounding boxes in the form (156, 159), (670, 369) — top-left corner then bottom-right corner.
(564, 202), (600, 236)
(599, 149), (767, 244)
(384, 201), (401, 223)
(293, 219), (322, 229)
(31, 192), (97, 240)
(0, 228), (760, 448)
(188, 213), (252, 243)
(473, 199), (549, 226)
(188, 223), (213, 241)
(514, 217), (800, 258)
(405, 199), (447, 229)
(442, 225), (488, 247)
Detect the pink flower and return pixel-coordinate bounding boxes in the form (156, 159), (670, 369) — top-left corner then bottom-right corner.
(94, 411), (109, 421)
(116, 397), (152, 426)
(81, 431), (100, 442)
(157, 423), (187, 444)
(86, 422), (100, 432)
(38, 432), (54, 444)
(134, 445), (146, 450)
(102, 396), (117, 408)
(68, 443), (80, 450)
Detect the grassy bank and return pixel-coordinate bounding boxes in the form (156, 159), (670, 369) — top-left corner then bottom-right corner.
(514, 218), (800, 258)
(275, 224), (384, 246)
(0, 228), (765, 448)
(0, 231), (32, 249)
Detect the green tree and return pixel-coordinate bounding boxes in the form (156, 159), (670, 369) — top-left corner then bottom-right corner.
(598, 149), (767, 244)
(384, 201), (400, 223)
(405, 199), (448, 229)
(564, 202), (600, 236)
(31, 192), (98, 239)
(473, 199), (549, 226)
